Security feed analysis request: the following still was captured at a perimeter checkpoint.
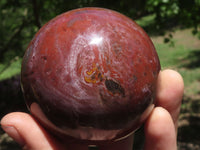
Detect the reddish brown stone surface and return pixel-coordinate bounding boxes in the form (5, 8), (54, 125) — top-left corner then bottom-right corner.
(21, 8), (160, 142)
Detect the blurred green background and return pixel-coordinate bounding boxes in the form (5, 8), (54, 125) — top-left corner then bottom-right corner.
(0, 0), (200, 149)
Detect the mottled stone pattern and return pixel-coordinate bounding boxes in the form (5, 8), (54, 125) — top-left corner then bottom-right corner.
(21, 8), (160, 141)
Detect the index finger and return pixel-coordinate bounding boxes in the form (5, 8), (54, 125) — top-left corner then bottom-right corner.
(155, 69), (184, 129)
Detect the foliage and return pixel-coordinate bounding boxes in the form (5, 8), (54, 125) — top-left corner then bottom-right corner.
(179, 0), (200, 38)
(146, 0), (200, 37)
(146, 0), (179, 24)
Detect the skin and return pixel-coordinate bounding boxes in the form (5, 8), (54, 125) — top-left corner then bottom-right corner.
(0, 69), (184, 150)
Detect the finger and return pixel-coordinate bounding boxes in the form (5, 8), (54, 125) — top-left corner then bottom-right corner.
(0, 112), (65, 150)
(144, 107), (177, 150)
(156, 69), (184, 129)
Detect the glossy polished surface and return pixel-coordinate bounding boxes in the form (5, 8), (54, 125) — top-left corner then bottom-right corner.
(21, 8), (160, 142)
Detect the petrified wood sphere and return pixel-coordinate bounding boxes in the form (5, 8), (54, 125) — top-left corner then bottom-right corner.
(21, 8), (160, 142)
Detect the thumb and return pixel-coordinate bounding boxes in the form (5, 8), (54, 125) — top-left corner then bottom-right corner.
(1, 112), (64, 150)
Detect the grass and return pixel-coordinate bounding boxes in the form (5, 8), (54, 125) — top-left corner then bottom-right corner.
(150, 28), (200, 100)
(135, 14), (156, 28)
(0, 57), (22, 81)
(138, 16), (200, 149)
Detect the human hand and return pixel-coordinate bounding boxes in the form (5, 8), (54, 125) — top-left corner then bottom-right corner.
(0, 69), (184, 150)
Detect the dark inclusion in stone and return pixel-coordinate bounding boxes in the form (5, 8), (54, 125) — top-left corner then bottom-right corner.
(105, 79), (125, 97)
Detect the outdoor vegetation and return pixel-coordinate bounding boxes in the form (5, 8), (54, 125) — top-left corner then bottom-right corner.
(0, 0), (200, 150)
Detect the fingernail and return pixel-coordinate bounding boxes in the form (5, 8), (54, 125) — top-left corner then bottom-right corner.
(1, 125), (25, 146)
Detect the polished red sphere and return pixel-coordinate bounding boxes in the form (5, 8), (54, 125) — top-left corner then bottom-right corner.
(21, 7), (160, 142)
